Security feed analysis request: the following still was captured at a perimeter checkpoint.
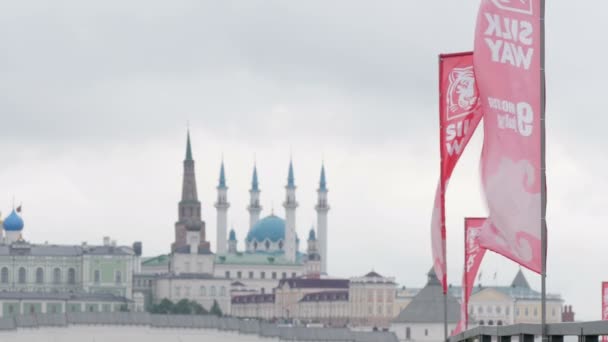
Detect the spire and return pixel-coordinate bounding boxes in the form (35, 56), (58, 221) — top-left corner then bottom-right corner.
(511, 269), (530, 289)
(185, 130), (193, 161)
(218, 161), (227, 189)
(287, 160), (295, 188)
(319, 163), (327, 191)
(251, 165), (259, 191)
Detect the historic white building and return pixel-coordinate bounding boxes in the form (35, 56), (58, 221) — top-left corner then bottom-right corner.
(138, 131), (329, 313)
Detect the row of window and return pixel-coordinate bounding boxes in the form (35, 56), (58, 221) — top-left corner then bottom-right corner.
(473, 305), (557, 317)
(0, 267), (76, 285)
(224, 270), (297, 280)
(93, 270), (122, 284)
(174, 285), (227, 298)
(479, 320), (504, 326)
(251, 240), (284, 251)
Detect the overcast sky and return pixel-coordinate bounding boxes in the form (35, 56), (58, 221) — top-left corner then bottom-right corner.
(0, 1), (606, 321)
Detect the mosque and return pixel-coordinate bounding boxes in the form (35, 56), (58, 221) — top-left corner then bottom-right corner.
(136, 131), (331, 312)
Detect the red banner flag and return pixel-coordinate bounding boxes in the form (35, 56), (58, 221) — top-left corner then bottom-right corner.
(432, 52), (483, 292)
(473, 0), (544, 273)
(453, 218), (487, 335)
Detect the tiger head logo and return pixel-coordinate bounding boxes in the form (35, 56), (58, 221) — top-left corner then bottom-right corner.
(447, 66), (479, 120)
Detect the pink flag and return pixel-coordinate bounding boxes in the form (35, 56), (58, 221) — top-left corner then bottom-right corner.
(603, 282), (608, 342)
(473, 0), (544, 273)
(432, 52), (483, 292)
(453, 218), (487, 335)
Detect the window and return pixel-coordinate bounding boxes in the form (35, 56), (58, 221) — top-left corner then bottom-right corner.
(199, 286), (206, 296)
(497, 320), (503, 326)
(279, 241), (283, 249)
(425, 329), (428, 336)
(185, 286), (190, 297)
(496, 306), (502, 314)
(265, 241), (270, 250)
(479, 320), (485, 325)
(53, 268), (61, 284)
(94, 270), (100, 283)
(115, 271), (122, 284)
(525, 308), (529, 316)
(488, 320), (494, 326)
(487, 306), (493, 314)
(8, 305), (13, 314)
(175, 286), (181, 297)
(534, 307), (538, 317)
(272, 272), (277, 279)
(282, 272), (287, 279)
(68, 268), (76, 285)
(478, 306), (484, 314)
(1, 267), (8, 283)
(261, 272), (265, 279)
(237, 271), (242, 279)
(225, 271), (230, 279)
(220, 286), (226, 296)
(377, 305), (383, 315)
(253, 242), (258, 250)
(516, 307), (520, 316)
(552, 308), (556, 317)
(506, 307), (510, 316)
(211, 286), (216, 296)
(185, 262), (190, 272)
(89, 305), (94, 312)
(18, 267), (26, 284)
(30, 306), (35, 314)
(406, 327), (411, 340)
(249, 271), (254, 279)
(292, 272), (296, 278)
(35, 267), (44, 284)
(51, 305), (57, 313)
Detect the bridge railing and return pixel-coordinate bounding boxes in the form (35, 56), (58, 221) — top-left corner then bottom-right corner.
(450, 322), (608, 342)
(0, 312), (399, 342)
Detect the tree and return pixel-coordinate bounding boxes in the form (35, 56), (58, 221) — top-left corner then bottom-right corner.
(172, 299), (192, 314)
(151, 298), (174, 314)
(210, 300), (222, 317)
(190, 301), (208, 315)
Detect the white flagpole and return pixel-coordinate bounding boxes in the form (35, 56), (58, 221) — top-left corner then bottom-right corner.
(540, 0), (547, 341)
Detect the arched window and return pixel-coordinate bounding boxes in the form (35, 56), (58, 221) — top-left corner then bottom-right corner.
(279, 241), (283, 250)
(200, 286), (206, 296)
(220, 286), (226, 296)
(534, 307), (538, 316)
(18, 267), (26, 284)
(424, 329), (428, 336)
(478, 306), (483, 314)
(265, 241), (270, 250)
(115, 271), (122, 284)
(497, 320), (503, 326)
(406, 327), (411, 340)
(488, 320), (494, 326)
(210, 285), (216, 296)
(253, 242), (258, 250)
(36, 267), (44, 284)
(479, 320), (485, 326)
(53, 268), (61, 284)
(1, 267), (8, 283)
(496, 306), (502, 314)
(525, 308), (529, 316)
(94, 270), (100, 283)
(506, 307), (511, 316)
(68, 268), (76, 284)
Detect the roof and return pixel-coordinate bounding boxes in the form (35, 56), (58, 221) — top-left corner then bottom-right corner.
(300, 290), (348, 303)
(287, 160), (295, 188)
(141, 254), (170, 266)
(185, 130), (193, 161)
(393, 268), (460, 324)
(3, 210), (24, 231)
(0, 243), (133, 257)
(251, 165), (259, 191)
(246, 215), (286, 242)
(232, 293), (275, 304)
(218, 161), (227, 189)
(364, 271), (383, 278)
(156, 273), (228, 281)
(511, 269), (530, 288)
(278, 278), (349, 290)
(319, 164), (327, 191)
(0, 292), (130, 303)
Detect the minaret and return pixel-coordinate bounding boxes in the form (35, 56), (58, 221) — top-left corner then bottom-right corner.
(283, 160), (298, 263)
(247, 165), (262, 230)
(215, 161), (230, 255)
(315, 163), (330, 273)
(306, 227), (321, 277)
(228, 228), (237, 254)
(173, 131), (209, 252)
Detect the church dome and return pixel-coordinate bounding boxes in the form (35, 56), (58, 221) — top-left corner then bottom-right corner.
(3, 210), (24, 231)
(246, 215), (285, 242)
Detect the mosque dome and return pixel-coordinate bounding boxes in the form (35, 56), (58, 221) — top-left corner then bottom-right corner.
(246, 215), (285, 242)
(3, 210), (24, 231)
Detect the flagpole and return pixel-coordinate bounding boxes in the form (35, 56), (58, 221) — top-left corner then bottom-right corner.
(540, 0), (547, 341)
(439, 54), (448, 342)
(464, 218), (468, 331)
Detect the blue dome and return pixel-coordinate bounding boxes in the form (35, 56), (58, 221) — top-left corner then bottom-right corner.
(3, 210), (24, 231)
(246, 215), (285, 242)
(229, 229), (236, 241)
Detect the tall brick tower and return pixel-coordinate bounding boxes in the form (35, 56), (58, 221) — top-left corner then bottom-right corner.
(172, 130), (210, 252)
